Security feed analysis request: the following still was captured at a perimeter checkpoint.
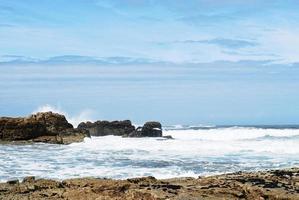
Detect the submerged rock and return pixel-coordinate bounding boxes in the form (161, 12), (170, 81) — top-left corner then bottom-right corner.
(162, 135), (174, 139)
(128, 121), (163, 137)
(0, 112), (89, 144)
(77, 120), (135, 136)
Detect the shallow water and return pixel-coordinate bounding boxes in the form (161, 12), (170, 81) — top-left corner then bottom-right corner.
(1, 127), (299, 182)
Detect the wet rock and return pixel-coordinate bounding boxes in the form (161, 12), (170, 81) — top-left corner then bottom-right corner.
(7, 180), (19, 185)
(128, 121), (162, 137)
(0, 116), (46, 141)
(142, 122), (162, 137)
(163, 135), (174, 139)
(0, 112), (89, 144)
(77, 120), (135, 136)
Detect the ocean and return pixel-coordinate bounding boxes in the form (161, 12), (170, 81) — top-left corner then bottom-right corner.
(1, 126), (299, 182)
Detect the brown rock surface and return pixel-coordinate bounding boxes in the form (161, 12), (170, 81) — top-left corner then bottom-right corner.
(0, 168), (298, 199)
(0, 112), (89, 144)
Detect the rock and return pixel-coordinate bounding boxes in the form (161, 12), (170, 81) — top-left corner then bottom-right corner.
(0, 117), (47, 141)
(127, 176), (157, 184)
(162, 135), (174, 139)
(77, 120), (135, 136)
(128, 121), (162, 137)
(0, 112), (89, 144)
(142, 121), (163, 137)
(1, 168), (299, 199)
(22, 176), (35, 183)
(7, 180), (19, 185)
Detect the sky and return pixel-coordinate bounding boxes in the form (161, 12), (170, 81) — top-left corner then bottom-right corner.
(0, 0), (299, 125)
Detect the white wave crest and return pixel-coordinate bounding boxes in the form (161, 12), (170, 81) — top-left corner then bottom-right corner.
(1, 128), (299, 181)
(32, 104), (94, 127)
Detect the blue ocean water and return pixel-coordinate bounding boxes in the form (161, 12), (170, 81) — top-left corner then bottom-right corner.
(0, 126), (299, 182)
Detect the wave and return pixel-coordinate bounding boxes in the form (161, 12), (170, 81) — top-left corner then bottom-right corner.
(164, 124), (216, 130)
(1, 128), (299, 181)
(247, 134), (299, 141)
(32, 104), (94, 127)
(164, 127), (299, 141)
(164, 124), (299, 130)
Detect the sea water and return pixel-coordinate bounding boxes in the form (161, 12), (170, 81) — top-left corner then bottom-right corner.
(0, 126), (299, 182)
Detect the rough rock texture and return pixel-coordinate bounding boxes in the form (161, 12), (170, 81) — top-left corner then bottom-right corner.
(128, 121), (162, 137)
(78, 120), (135, 136)
(0, 168), (298, 199)
(0, 112), (89, 144)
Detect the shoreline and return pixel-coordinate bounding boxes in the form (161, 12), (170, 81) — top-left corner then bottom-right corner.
(1, 168), (298, 199)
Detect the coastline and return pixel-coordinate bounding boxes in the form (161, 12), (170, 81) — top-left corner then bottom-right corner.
(1, 112), (299, 199)
(1, 168), (298, 200)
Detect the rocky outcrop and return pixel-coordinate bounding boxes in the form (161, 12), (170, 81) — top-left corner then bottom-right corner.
(1, 168), (298, 199)
(77, 120), (166, 138)
(0, 112), (89, 144)
(128, 121), (163, 137)
(77, 120), (135, 136)
(0, 112), (165, 142)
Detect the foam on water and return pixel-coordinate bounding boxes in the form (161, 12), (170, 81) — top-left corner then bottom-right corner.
(0, 127), (299, 182)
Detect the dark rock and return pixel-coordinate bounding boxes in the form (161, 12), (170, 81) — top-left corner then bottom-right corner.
(126, 127), (142, 137)
(7, 180), (19, 185)
(127, 176), (157, 184)
(128, 121), (162, 137)
(272, 170), (294, 177)
(158, 184), (182, 190)
(0, 112), (89, 144)
(162, 135), (174, 139)
(142, 122), (162, 137)
(23, 176), (36, 183)
(77, 120), (135, 136)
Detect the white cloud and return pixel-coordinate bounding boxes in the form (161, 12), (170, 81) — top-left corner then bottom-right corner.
(261, 29), (299, 63)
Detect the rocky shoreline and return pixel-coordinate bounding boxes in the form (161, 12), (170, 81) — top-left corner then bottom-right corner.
(0, 112), (89, 145)
(0, 168), (298, 199)
(1, 112), (298, 199)
(0, 112), (168, 144)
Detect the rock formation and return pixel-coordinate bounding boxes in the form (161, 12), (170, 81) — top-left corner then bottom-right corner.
(0, 112), (89, 144)
(128, 121), (163, 137)
(77, 120), (135, 136)
(1, 168), (298, 199)
(0, 112), (166, 143)
(78, 120), (166, 138)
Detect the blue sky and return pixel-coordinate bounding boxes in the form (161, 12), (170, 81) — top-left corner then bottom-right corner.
(0, 0), (299, 125)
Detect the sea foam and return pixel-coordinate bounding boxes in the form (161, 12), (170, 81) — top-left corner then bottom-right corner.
(0, 127), (299, 182)
(32, 104), (94, 127)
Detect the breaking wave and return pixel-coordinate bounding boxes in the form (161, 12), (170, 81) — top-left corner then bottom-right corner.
(32, 104), (94, 127)
(1, 126), (299, 182)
